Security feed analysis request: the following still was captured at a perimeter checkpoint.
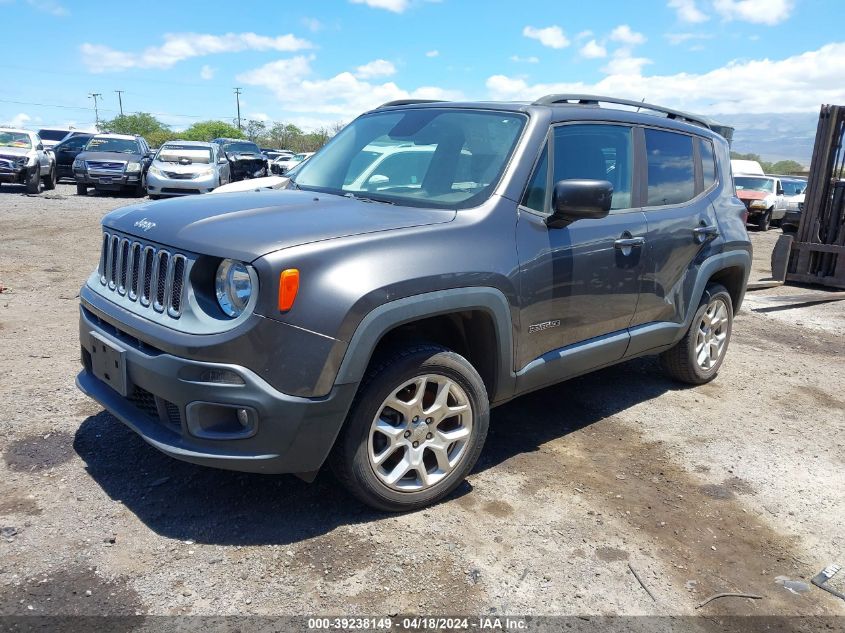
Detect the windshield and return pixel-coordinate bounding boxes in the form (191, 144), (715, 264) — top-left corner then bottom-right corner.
(38, 129), (68, 142)
(0, 131), (32, 149)
(223, 142), (260, 154)
(735, 176), (775, 193)
(85, 137), (140, 154)
(157, 144), (212, 164)
(292, 108), (526, 209)
(782, 180), (806, 196)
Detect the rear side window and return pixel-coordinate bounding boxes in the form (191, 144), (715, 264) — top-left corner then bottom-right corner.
(521, 142), (548, 212)
(553, 124), (633, 210)
(699, 138), (716, 190)
(645, 129), (695, 206)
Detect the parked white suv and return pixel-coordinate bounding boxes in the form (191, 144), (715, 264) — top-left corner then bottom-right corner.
(0, 128), (57, 193)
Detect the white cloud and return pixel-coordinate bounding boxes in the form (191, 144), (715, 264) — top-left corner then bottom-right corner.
(5, 113), (31, 128)
(200, 64), (215, 80)
(249, 112), (271, 122)
(237, 56), (463, 120)
(350, 0), (409, 12)
(580, 40), (607, 59)
(510, 55), (540, 63)
(301, 17), (323, 32)
(523, 25), (570, 49)
(665, 32), (712, 45)
(575, 30), (594, 41)
(713, 0), (794, 24)
(26, 0), (68, 16)
(426, 50), (440, 58)
(668, 0), (709, 23)
(609, 25), (646, 46)
(486, 42), (845, 115)
(355, 59), (397, 78)
(81, 32), (314, 72)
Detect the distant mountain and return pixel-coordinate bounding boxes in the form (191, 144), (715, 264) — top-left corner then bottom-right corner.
(714, 111), (820, 168)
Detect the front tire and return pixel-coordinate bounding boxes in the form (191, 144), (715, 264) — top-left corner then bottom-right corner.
(25, 167), (42, 194)
(76, 183), (88, 196)
(757, 208), (772, 231)
(331, 345), (489, 512)
(660, 283), (733, 385)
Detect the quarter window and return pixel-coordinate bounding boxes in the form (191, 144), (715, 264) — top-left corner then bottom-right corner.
(645, 129), (695, 206)
(553, 124), (633, 210)
(520, 142), (548, 212)
(699, 138), (716, 190)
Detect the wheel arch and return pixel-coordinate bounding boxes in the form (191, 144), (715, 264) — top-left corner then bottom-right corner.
(334, 288), (516, 403)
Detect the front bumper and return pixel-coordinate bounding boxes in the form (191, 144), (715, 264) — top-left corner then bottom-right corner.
(0, 166), (28, 184)
(75, 170), (141, 190)
(147, 170), (217, 196)
(77, 305), (357, 474)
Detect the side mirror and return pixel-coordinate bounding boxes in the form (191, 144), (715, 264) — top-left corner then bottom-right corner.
(366, 174), (389, 190)
(218, 156), (228, 164)
(547, 179), (613, 228)
(36, 143), (44, 150)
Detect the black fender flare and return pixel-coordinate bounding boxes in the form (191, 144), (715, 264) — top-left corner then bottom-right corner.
(333, 287), (516, 402)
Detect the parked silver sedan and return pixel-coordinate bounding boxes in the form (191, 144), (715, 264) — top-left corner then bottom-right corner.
(146, 141), (230, 199)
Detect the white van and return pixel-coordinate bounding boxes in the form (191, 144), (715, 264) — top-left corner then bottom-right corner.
(731, 159), (764, 175)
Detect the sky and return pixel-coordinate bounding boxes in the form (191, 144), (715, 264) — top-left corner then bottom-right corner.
(1, 0), (843, 137)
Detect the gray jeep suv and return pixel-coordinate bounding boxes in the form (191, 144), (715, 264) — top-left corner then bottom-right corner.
(76, 95), (751, 511)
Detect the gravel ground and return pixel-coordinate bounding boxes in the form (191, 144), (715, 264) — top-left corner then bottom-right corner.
(1, 183), (843, 619)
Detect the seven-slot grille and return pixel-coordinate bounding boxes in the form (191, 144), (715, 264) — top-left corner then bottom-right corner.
(99, 231), (187, 318)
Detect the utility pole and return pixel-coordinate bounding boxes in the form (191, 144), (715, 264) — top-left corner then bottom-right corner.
(89, 93), (102, 128)
(234, 87), (242, 131)
(115, 90), (124, 116)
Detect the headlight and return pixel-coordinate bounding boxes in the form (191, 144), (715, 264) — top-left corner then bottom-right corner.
(195, 167), (215, 177)
(148, 165), (161, 176)
(215, 259), (253, 318)
(125, 162), (141, 173)
(749, 200), (768, 209)
(73, 158), (83, 169)
(786, 201), (799, 210)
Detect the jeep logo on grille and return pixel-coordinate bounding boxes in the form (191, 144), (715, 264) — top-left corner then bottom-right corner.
(133, 218), (156, 232)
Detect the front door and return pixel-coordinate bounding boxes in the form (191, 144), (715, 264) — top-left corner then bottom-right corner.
(515, 123), (646, 389)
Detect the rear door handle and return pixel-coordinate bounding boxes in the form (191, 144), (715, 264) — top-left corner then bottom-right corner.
(614, 237), (645, 248)
(693, 225), (720, 242)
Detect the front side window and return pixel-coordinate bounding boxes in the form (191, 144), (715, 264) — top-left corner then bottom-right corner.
(61, 136), (89, 151)
(85, 137), (140, 154)
(645, 129), (695, 206)
(520, 142), (548, 212)
(553, 124), (633, 210)
(782, 180), (806, 196)
(292, 108), (526, 209)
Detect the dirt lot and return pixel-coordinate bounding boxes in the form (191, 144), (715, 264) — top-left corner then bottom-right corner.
(1, 183), (843, 620)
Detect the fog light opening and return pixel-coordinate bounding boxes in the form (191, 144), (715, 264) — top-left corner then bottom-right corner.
(236, 408), (250, 429)
(186, 402), (257, 440)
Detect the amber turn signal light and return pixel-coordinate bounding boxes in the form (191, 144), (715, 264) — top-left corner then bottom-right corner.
(278, 269), (299, 312)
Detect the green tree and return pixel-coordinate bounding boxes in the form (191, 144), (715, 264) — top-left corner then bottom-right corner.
(268, 122), (303, 150)
(769, 160), (805, 174)
(181, 120), (244, 142)
(98, 112), (171, 140)
(245, 119), (268, 143)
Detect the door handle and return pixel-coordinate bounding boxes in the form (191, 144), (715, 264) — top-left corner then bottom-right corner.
(614, 237), (645, 248)
(693, 225), (720, 242)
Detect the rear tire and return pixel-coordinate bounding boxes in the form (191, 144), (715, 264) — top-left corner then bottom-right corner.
(43, 164), (57, 190)
(660, 283), (733, 385)
(25, 167), (41, 194)
(757, 208), (772, 231)
(76, 183), (88, 196)
(331, 345), (489, 512)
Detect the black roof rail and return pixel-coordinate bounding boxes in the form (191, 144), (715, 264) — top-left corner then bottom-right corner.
(377, 99), (445, 109)
(532, 93), (714, 130)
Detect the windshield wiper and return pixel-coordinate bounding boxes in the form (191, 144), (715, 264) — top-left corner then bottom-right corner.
(345, 192), (395, 205)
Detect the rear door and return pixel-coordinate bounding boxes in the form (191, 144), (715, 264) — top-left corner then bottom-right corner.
(627, 128), (721, 355)
(515, 123), (647, 376)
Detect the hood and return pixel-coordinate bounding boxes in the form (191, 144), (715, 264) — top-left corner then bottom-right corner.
(153, 159), (211, 174)
(102, 189), (456, 261)
(77, 150), (142, 162)
(0, 146), (33, 158)
(736, 189), (771, 201)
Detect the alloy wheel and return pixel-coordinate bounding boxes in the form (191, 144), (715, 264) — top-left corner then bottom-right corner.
(695, 297), (729, 370)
